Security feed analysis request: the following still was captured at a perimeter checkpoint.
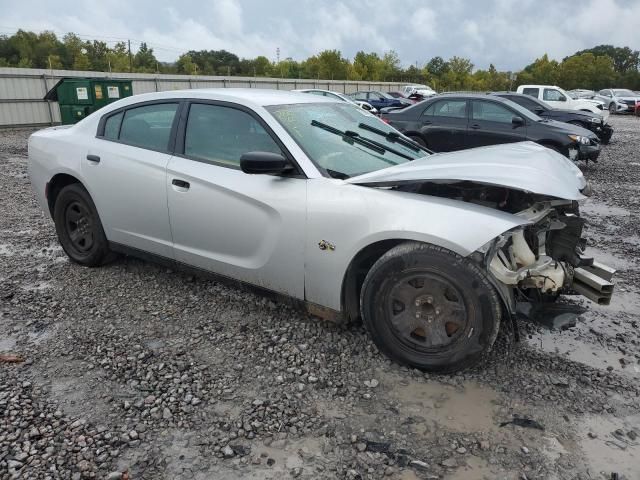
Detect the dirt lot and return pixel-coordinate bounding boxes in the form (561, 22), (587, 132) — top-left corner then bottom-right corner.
(1, 116), (639, 480)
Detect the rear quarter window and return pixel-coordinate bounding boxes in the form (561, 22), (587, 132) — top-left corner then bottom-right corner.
(522, 88), (540, 98)
(118, 103), (178, 152)
(103, 112), (123, 140)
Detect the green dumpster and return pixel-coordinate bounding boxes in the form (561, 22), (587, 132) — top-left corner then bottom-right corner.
(44, 78), (133, 125)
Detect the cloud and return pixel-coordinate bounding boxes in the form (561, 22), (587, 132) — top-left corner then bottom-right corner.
(0, 0), (639, 70)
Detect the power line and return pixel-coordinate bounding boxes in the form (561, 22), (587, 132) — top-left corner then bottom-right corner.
(0, 26), (185, 54)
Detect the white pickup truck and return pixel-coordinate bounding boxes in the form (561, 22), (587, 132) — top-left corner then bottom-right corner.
(517, 85), (607, 118)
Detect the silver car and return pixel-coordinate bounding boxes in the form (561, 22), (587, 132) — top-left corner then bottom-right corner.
(596, 88), (640, 114)
(28, 89), (615, 373)
(293, 88), (378, 114)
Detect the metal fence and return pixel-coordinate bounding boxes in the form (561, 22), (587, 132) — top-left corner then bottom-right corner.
(0, 67), (406, 128)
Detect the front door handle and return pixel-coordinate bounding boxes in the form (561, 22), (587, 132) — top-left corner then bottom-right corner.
(172, 179), (190, 189)
(86, 154), (101, 163)
(470, 123), (481, 130)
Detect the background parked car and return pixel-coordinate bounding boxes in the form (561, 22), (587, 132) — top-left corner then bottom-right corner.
(380, 94), (601, 162)
(517, 85), (606, 115)
(595, 89), (640, 114)
(491, 92), (613, 144)
(400, 84), (437, 98)
(293, 89), (378, 113)
(567, 89), (597, 99)
(349, 91), (411, 110)
(386, 91), (407, 99)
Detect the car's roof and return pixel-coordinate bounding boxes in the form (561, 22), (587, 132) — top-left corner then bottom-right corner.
(111, 88), (338, 108)
(430, 93), (512, 102)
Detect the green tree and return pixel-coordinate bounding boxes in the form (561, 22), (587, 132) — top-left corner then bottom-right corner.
(134, 42), (158, 72)
(571, 45), (639, 74)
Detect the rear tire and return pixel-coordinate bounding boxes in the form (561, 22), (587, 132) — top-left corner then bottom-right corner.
(360, 242), (501, 373)
(53, 183), (112, 267)
(608, 103), (616, 114)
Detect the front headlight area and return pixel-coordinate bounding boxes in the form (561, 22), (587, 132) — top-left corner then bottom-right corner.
(568, 134), (591, 145)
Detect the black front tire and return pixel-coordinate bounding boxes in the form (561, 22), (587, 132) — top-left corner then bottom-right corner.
(53, 183), (111, 267)
(608, 103), (616, 114)
(360, 242), (501, 373)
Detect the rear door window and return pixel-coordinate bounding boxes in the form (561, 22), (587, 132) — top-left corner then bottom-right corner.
(504, 95), (540, 111)
(522, 88), (539, 98)
(472, 101), (514, 123)
(118, 103), (179, 152)
(184, 103), (282, 168)
(423, 100), (467, 118)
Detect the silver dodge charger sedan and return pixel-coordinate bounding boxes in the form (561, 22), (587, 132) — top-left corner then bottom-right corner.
(28, 89), (615, 373)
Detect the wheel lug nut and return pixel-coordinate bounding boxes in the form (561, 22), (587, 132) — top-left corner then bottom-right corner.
(415, 300), (421, 306)
(435, 308), (441, 315)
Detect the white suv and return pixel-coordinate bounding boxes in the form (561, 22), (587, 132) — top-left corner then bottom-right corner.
(517, 85), (607, 117)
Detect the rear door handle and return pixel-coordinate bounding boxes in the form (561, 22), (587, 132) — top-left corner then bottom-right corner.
(172, 179), (190, 189)
(86, 154), (100, 163)
(470, 124), (481, 130)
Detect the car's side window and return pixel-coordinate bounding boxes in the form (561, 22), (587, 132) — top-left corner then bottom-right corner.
(472, 101), (514, 123)
(103, 111), (123, 140)
(184, 103), (283, 168)
(522, 88), (539, 98)
(543, 89), (566, 102)
(354, 92), (368, 101)
(423, 100), (467, 119)
(308, 91), (326, 97)
(601, 90), (612, 97)
(117, 103), (179, 151)
(506, 96), (539, 111)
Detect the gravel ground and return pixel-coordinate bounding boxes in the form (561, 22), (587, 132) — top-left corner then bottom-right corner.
(1, 117), (639, 480)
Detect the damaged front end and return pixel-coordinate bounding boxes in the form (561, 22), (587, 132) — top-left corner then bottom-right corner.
(481, 200), (615, 323)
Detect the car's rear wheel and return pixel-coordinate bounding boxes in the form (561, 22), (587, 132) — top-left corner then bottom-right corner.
(360, 242), (501, 373)
(53, 183), (111, 267)
(608, 103), (616, 114)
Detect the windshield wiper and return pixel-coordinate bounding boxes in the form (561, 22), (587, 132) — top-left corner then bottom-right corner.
(310, 120), (414, 162)
(358, 123), (433, 154)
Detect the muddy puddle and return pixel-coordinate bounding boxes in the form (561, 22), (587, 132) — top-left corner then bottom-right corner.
(382, 374), (500, 433)
(528, 329), (638, 378)
(578, 414), (640, 479)
(444, 456), (500, 480)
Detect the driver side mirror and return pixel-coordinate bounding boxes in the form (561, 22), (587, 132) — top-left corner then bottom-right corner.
(240, 151), (293, 175)
(534, 106), (545, 114)
(512, 116), (525, 127)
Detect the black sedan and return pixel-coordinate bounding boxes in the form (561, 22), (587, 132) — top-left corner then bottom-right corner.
(491, 92), (613, 144)
(380, 94), (601, 162)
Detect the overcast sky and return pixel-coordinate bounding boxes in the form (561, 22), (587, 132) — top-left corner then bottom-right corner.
(1, 0), (640, 70)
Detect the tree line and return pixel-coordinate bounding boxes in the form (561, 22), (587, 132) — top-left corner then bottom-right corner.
(1, 30), (639, 91)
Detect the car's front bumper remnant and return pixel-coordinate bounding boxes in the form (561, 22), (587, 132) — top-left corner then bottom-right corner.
(575, 142), (601, 161)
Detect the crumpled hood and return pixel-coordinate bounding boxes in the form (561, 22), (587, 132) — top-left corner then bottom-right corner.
(346, 141), (587, 201)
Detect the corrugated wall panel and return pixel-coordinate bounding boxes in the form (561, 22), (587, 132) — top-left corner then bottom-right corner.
(0, 67), (407, 127)
(0, 101), (53, 127)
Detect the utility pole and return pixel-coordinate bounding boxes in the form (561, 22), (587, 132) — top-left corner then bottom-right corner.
(128, 40), (132, 72)
(276, 47), (280, 64)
